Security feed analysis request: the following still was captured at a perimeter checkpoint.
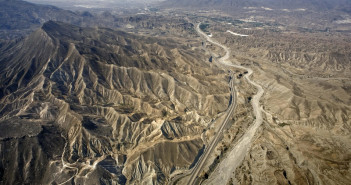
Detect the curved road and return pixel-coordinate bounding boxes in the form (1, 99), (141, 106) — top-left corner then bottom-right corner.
(169, 22), (265, 185)
(192, 23), (264, 185)
(197, 23), (265, 185)
(167, 23), (238, 185)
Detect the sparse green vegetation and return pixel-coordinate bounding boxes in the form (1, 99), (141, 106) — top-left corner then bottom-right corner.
(149, 8), (159, 12)
(162, 109), (168, 117)
(278, 122), (290, 127)
(199, 23), (210, 33)
(114, 103), (135, 114)
(231, 19), (245, 25)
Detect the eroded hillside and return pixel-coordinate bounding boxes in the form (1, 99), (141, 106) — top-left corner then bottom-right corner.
(195, 18), (351, 185)
(0, 21), (230, 184)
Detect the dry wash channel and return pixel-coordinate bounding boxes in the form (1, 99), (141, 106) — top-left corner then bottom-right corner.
(194, 23), (265, 185)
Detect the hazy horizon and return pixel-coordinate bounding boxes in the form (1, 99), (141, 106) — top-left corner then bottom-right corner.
(26, 0), (165, 9)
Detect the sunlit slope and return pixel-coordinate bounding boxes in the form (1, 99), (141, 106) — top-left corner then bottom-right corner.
(0, 21), (229, 184)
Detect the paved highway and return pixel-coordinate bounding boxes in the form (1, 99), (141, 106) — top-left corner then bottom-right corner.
(167, 23), (238, 185)
(169, 22), (265, 185)
(186, 70), (237, 185)
(186, 23), (239, 185)
(197, 23), (265, 185)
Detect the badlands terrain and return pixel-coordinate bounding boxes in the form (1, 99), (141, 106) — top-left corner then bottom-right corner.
(0, 0), (351, 185)
(197, 18), (351, 185)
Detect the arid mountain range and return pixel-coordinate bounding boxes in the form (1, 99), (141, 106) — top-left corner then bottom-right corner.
(0, 0), (350, 184)
(0, 0), (82, 39)
(0, 20), (229, 184)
